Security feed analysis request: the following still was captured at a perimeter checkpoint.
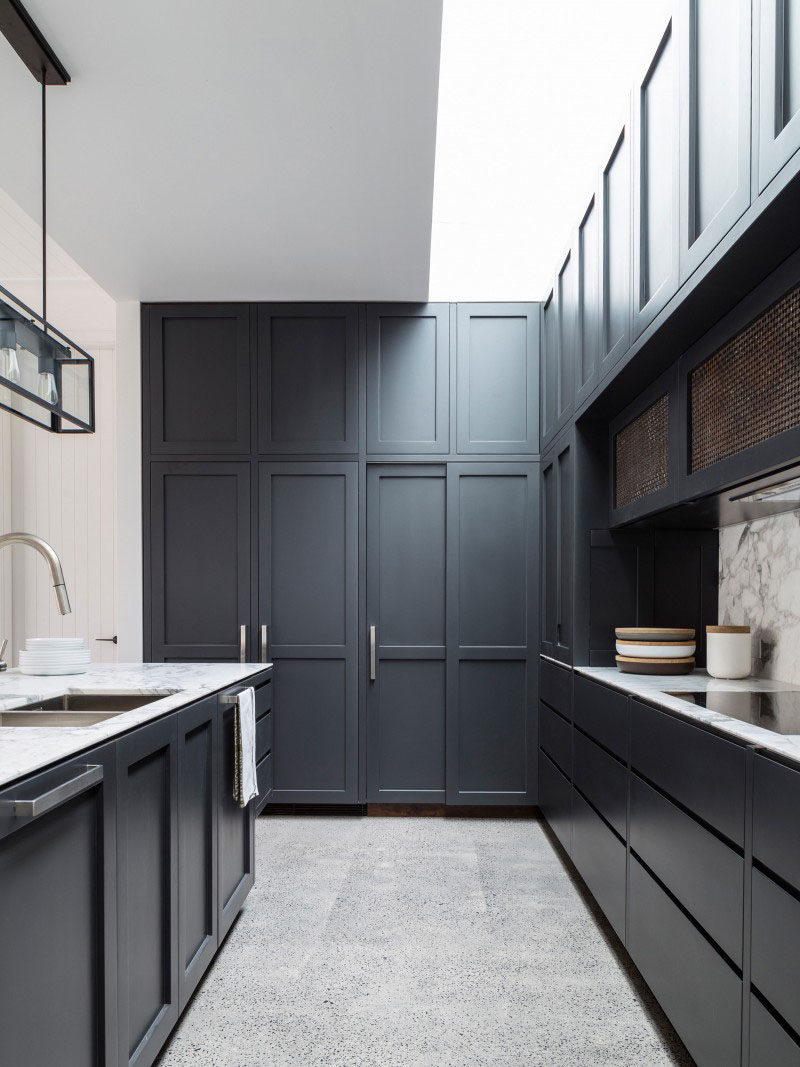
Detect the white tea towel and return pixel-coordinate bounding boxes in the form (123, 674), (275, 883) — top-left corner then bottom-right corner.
(233, 687), (259, 808)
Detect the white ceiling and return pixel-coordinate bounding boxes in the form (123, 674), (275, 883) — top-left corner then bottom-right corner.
(0, 1), (443, 303)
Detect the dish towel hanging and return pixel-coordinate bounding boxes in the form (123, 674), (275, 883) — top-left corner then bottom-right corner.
(233, 687), (259, 808)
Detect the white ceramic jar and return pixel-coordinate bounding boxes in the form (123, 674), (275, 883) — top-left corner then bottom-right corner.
(706, 625), (752, 679)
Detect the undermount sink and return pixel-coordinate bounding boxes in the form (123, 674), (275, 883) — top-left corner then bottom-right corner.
(0, 690), (179, 727)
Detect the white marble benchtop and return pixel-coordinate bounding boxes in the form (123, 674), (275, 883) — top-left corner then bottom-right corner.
(0, 662), (271, 788)
(572, 664), (800, 765)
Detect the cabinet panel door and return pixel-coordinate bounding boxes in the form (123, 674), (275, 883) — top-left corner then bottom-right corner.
(539, 750), (572, 855)
(758, 0), (800, 190)
(259, 462), (358, 802)
(447, 464), (538, 803)
(600, 114), (632, 376)
(257, 304), (358, 453)
(572, 788), (626, 940)
(680, 0), (752, 281)
(366, 304), (449, 454)
(149, 462), (251, 662)
(556, 439), (573, 664)
(633, 16), (680, 337)
(556, 248), (577, 433)
(540, 287), (558, 446)
(146, 304), (251, 455)
(117, 715), (179, 1067)
(177, 697), (218, 1010)
(540, 452), (558, 655)
(0, 745), (117, 1067)
(575, 195), (600, 406)
(456, 303), (539, 453)
(218, 691), (255, 940)
(367, 466), (446, 802)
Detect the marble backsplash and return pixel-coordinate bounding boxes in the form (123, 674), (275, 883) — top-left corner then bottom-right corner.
(719, 510), (800, 685)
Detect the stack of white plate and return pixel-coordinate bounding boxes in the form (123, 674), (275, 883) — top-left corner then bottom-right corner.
(18, 637), (90, 676)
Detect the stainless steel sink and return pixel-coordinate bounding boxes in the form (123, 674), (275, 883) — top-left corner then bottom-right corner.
(0, 690), (179, 726)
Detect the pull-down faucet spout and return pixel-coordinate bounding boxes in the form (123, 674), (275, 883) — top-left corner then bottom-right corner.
(0, 532), (71, 615)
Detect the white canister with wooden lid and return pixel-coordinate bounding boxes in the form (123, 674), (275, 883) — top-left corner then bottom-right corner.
(706, 625), (752, 679)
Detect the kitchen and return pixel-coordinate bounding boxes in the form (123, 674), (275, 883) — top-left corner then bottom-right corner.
(1, 1), (800, 1065)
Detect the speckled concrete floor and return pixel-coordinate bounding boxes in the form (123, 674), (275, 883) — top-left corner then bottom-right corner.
(159, 815), (692, 1067)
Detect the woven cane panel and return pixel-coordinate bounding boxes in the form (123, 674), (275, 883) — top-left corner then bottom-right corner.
(615, 393), (670, 510)
(690, 286), (800, 473)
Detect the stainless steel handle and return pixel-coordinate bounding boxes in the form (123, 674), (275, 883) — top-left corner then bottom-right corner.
(261, 623), (269, 664)
(369, 625), (376, 682)
(10, 764), (103, 818)
(239, 624), (247, 663)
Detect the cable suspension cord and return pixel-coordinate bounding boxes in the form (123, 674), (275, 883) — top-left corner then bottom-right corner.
(41, 70), (46, 333)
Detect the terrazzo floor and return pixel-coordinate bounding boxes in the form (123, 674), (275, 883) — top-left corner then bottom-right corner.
(158, 815), (692, 1067)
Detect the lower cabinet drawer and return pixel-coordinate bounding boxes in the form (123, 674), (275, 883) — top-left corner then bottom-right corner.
(573, 674), (628, 760)
(256, 710), (273, 763)
(628, 856), (742, 1067)
(539, 701), (571, 778)
(753, 753), (800, 892)
(571, 788), (625, 941)
(541, 658), (572, 719)
(629, 773), (744, 966)
(256, 751), (273, 810)
(750, 994), (800, 1067)
(572, 729), (627, 840)
(254, 678), (273, 718)
(751, 868), (800, 1037)
(538, 749), (571, 856)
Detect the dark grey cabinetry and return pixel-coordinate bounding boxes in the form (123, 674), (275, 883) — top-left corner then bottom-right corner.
(679, 0), (752, 281)
(145, 304), (251, 456)
(258, 462), (358, 803)
(0, 745), (117, 1067)
(599, 108), (632, 376)
(556, 248), (577, 433)
(447, 463), (538, 804)
(632, 13), (679, 337)
(116, 715), (179, 1067)
(148, 462), (252, 662)
(366, 304), (449, 454)
(456, 303), (539, 454)
(575, 195), (600, 407)
(218, 688), (256, 940)
(757, 0), (800, 192)
(257, 304), (358, 454)
(540, 286), (558, 446)
(540, 432), (573, 664)
(366, 465), (447, 802)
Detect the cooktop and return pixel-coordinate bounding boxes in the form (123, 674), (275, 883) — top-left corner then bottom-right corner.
(666, 690), (800, 735)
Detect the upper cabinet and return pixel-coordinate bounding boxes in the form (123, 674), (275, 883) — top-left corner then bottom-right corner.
(575, 194), (600, 407)
(366, 304), (449, 454)
(540, 286), (558, 448)
(456, 303), (539, 454)
(757, 0), (800, 192)
(633, 14), (680, 338)
(679, 0), (752, 282)
(257, 303), (358, 453)
(599, 107), (633, 378)
(556, 247), (578, 433)
(146, 304), (251, 455)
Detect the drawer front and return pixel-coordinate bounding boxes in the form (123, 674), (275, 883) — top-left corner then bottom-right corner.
(628, 856), (742, 1067)
(750, 994), (800, 1067)
(573, 728), (627, 840)
(539, 701), (571, 778)
(630, 699), (746, 846)
(538, 750), (571, 856)
(630, 773), (744, 966)
(573, 674), (628, 759)
(540, 658), (572, 720)
(753, 754), (800, 892)
(256, 711), (273, 764)
(256, 750), (273, 799)
(254, 678), (273, 718)
(571, 788), (626, 941)
(751, 868), (800, 1037)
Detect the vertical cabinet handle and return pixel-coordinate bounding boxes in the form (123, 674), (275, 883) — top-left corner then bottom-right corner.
(261, 623), (269, 664)
(369, 625), (377, 682)
(239, 624), (247, 663)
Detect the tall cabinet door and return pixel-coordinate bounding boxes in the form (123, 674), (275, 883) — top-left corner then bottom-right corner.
(259, 462), (358, 803)
(540, 286), (558, 447)
(600, 108), (633, 378)
(447, 463), (539, 805)
(575, 194), (601, 407)
(366, 304), (449, 454)
(757, 0), (800, 191)
(148, 463), (252, 662)
(540, 435), (573, 665)
(366, 466), (447, 803)
(257, 304), (358, 453)
(679, 0), (752, 281)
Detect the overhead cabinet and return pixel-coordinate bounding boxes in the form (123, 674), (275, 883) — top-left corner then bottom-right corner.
(540, 286), (558, 447)
(599, 108), (633, 377)
(575, 194), (600, 407)
(757, 0), (800, 192)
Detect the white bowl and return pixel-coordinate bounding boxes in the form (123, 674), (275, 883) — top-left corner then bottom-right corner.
(19, 664), (89, 676)
(616, 641), (696, 659)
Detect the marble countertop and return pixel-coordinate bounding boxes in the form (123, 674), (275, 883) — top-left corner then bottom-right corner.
(0, 662), (271, 788)
(574, 665), (800, 765)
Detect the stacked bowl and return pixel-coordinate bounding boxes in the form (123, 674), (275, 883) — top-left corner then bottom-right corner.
(18, 637), (90, 676)
(615, 628), (696, 675)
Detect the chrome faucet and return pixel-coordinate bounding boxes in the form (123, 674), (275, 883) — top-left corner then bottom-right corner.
(0, 532), (71, 615)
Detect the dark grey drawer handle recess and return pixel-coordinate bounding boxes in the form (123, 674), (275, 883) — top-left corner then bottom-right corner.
(11, 764), (103, 818)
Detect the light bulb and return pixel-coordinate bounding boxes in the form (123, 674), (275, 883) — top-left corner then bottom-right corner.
(0, 346), (20, 383)
(37, 371), (58, 405)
